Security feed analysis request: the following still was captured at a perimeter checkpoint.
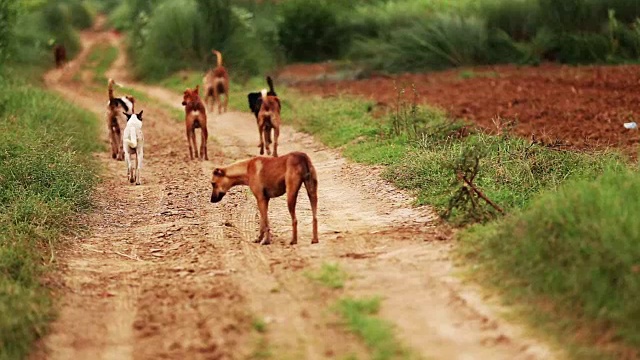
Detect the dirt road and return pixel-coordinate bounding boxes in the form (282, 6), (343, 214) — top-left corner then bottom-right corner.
(33, 22), (559, 360)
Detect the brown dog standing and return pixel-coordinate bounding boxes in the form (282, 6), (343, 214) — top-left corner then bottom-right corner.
(203, 50), (229, 114)
(210, 152), (318, 245)
(182, 85), (208, 160)
(107, 79), (135, 161)
(257, 89), (281, 157)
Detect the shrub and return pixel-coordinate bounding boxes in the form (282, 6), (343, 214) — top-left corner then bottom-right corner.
(63, 0), (94, 30)
(278, 0), (349, 62)
(0, 0), (17, 67)
(131, 0), (276, 81)
(481, 0), (540, 41)
(351, 13), (524, 73)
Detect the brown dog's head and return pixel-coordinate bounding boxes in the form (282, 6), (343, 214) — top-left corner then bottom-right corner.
(182, 85), (200, 106)
(210, 167), (231, 203)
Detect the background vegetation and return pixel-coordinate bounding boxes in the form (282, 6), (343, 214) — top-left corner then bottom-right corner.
(106, 0), (640, 79)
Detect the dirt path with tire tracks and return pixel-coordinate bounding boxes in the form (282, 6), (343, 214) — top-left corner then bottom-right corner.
(32, 21), (560, 360)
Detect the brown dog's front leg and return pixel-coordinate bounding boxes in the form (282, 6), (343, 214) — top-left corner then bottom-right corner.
(257, 197), (271, 245)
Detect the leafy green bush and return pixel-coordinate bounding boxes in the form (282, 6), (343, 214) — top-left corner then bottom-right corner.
(64, 0), (95, 30)
(9, 1), (87, 67)
(131, 0), (276, 80)
(460, 168), (640, 354)
(481, 0), (539, 41)
(351, 13), (524, 73)
(0, 0), (17, 67)
(278, 0), (349, 62)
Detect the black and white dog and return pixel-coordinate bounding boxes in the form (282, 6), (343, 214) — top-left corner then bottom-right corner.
(248, 76), (279, 120)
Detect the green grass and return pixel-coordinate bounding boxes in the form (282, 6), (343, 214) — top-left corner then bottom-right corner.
(306, 263), (348, 289)
(252, 317), (267, 333)
(459, 168), (640, 358)
(0, 67), (100, 359)
(335, 297), (414, 360)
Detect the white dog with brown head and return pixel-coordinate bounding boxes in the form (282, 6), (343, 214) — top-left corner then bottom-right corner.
(122, 110), (144, 185)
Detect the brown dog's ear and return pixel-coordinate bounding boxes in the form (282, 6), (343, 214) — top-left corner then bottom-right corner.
(194, 85), (199, 94)
(213, 168), (225, 177)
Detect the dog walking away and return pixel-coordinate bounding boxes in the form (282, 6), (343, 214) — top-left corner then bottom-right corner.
(182, 85), (209, 160)
(203, 50), (229, 114)
(248, 76), (279, 120)
(210, 152), (318, 245)
(257, 88), (281, 157)
(107, 78), (135, 161)
(53, 44), (66, 68)
(122, 110), (144, 185)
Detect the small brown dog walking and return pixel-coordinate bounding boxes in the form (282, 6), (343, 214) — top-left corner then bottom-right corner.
(203, 50), (229, 114)
(210, 152), (319, 245)
(257, 89), (281, 157)
(107, 79), (135, 161)
(182, 85), (208, 160)
(53, 44), (66, 68)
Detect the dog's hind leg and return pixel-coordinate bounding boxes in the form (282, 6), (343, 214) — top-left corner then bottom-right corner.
(136, 148), (143, 185)
(286, 179), (303, 245)
(125, 151), (135, 183)
(258, 126), (265, 155)
(200, 126), (208, 161)
(304, 167), (319, 244)
(273, 126), (280, 158)
(263, 125), (271, 156)
(188, 128), (199, 160)
(256, 197), (272, 245)
(109, 129), (118, 159)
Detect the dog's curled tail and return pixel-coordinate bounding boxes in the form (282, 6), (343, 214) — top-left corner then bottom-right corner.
(266, 76), (275, 94)
(261, 88), (268, 100)
(124, 127), (138, 149)
(108, 78), (115, 100)
(212, 50), (223, 67)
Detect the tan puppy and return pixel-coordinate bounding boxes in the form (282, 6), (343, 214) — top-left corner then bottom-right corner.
(257, 89), (281, 157)
(210, 152), (318, 245)
(203, 50), (229, 114)
(182, 85), (208, 160)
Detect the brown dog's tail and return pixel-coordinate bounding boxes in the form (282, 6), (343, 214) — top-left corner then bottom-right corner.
(300, 152), (318, 197)
(108, 78), (115, 101)
(266, 76), (275, 94)
(212, 50), (223, 67)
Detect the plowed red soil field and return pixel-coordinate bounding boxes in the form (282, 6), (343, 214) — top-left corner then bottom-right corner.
(282, 62), (640, 153)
